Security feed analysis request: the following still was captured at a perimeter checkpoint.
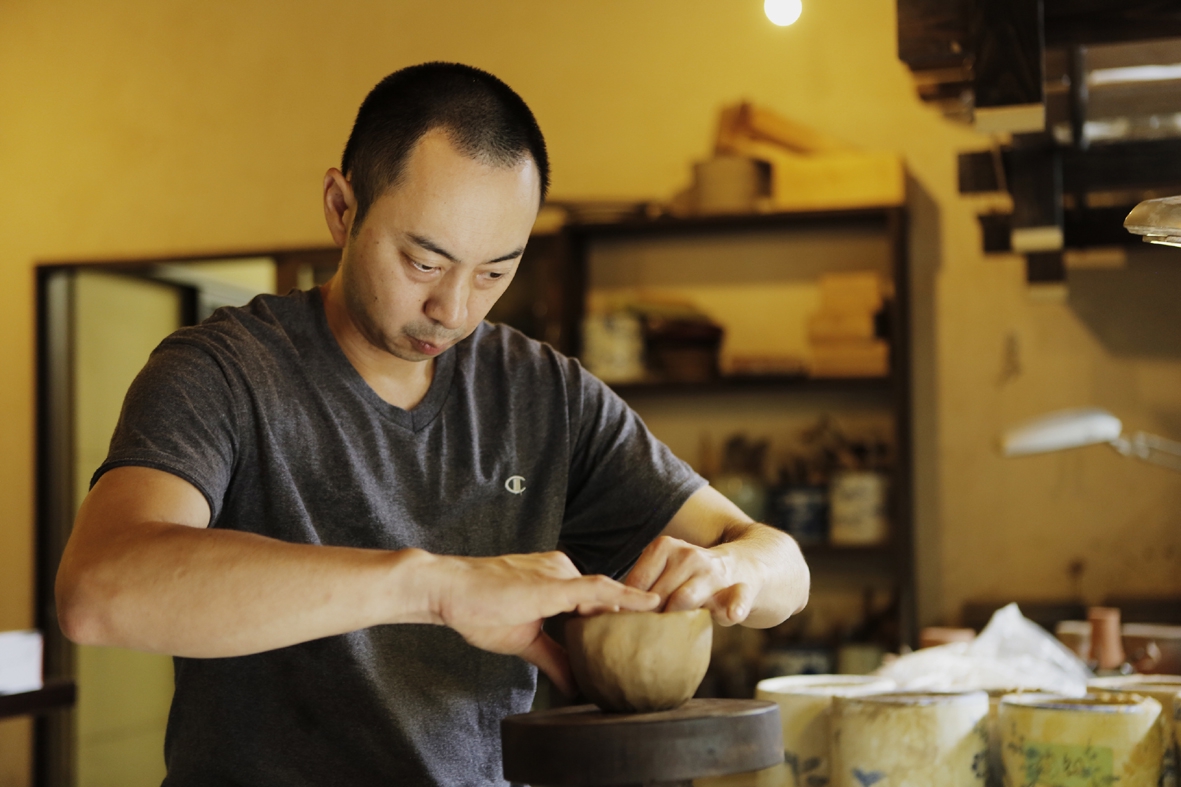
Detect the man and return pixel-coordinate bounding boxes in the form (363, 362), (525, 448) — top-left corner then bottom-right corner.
(56, 63), (809, 785)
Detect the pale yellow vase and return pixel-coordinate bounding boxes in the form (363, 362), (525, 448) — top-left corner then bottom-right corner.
(999, 693), (1163, 787)
(831, 691), (990, 787)
(755, 675), (896, 787)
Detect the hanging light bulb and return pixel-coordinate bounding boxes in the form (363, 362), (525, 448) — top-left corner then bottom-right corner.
(765, 0), (803, 26)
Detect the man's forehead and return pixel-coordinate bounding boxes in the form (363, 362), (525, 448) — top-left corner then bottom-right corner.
(405, 128), (537, 179)
(405, 231), (526, 265)
(355, 130), (540, 258)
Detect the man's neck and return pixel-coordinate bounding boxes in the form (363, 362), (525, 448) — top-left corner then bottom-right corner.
(319, 280), (435, 411)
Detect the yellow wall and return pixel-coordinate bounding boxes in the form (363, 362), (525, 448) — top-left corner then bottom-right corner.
(3, 1), (1180, 783)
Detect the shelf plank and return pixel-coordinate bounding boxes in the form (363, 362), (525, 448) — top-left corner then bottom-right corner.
(800, 543), (897, 559)
(609, 374), (893, 396)
(0, 679), (76, 719)
(566, 206), (900, 238)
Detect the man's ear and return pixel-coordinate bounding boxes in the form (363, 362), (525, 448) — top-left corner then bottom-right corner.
(323, 168), (357, 248)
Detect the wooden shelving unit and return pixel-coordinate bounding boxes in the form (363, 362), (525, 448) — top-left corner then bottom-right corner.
(548, 207), (916, 649)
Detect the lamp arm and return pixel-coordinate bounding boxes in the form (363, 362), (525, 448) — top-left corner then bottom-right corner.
(1110, 432), (1181, 473)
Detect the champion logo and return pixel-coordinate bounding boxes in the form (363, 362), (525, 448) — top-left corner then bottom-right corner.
(504, 475), (527, 495)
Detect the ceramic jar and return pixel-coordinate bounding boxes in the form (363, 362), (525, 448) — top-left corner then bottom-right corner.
(755, 675), (896, 787)
(828, 470), (889, 546)
(581, 312), (644, 383)
(999, 693), (1163, 787)
(831, 691), (989, 787)
(694, 155), (769, 214)
(1089, 675), (1181, 787)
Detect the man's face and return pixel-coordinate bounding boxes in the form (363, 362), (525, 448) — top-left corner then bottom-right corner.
(338, 129), (540, 362)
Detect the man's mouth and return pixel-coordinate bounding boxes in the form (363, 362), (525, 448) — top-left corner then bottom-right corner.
(407, 335), (448, 356)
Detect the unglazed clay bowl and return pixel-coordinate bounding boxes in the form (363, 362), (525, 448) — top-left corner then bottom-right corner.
(565, 609), (712, 713)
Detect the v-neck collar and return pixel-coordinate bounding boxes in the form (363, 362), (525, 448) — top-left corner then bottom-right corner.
(308, 287), (455, 433)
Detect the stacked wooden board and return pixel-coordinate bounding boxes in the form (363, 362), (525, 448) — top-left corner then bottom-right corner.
(715, 102), (904, 211)
(808, 272), (889, 378)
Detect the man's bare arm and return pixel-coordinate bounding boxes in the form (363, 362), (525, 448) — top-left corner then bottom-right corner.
(623, 485), (809, 628)
(57, 466), (658, 692)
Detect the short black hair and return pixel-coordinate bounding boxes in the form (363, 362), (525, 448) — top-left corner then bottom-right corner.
(341, 62), (549, 233)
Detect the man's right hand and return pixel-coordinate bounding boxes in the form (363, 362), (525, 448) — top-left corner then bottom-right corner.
(57, 466), (657, 695)
(423, 551), (660, 695)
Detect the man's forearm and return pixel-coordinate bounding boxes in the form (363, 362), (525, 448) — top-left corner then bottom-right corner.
(57, 468), (663, 664)
(57, 520), (437, 658)
(716, 521), (810, 628)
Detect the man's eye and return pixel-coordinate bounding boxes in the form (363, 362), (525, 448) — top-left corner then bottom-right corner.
(411, 260), (436, 273)
(486, 271), (505, 280)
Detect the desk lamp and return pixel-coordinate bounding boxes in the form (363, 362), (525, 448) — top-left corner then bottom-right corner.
(1124, 196), (1181, 248)
(1001, 408), (1181, 473)
(996, 199), (1181, 467)
(1000, 199), (1181, 471)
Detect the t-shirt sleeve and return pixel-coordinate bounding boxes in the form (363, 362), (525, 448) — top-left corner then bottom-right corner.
(91, 338), (239, 523)
(559, 358), (707, 579)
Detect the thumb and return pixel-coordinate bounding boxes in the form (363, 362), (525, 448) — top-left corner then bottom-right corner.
(712, 583), (754, 626)
(519, 631), (577, 698)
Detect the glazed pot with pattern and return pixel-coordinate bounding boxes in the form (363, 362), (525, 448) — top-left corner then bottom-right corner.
(999, 693), (1162, 787)
(754, 675), (896, 787)
(1088, 674), (1181, 787)
(831, 691), (989, 787)
(985, 689), (1053, 787)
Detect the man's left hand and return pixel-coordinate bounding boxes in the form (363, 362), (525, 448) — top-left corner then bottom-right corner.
(622, 485), (809, 629)
(623, 535), (754, 626)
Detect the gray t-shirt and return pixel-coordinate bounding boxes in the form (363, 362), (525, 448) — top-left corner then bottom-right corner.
(94, 288), (705, 786)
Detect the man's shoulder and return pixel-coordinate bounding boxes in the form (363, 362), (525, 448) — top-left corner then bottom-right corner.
(462, 321), (570, 369)
(457, 321), (582, 399)
(160, 290), (318, 366)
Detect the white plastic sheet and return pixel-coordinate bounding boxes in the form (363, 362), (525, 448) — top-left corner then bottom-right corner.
(875, 603), (1092, 695)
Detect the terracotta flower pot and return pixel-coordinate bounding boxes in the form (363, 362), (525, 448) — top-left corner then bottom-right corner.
(1088, 607), (1126, 670)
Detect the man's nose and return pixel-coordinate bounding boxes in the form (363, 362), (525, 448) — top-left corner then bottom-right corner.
(424, 272), (468, 330)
